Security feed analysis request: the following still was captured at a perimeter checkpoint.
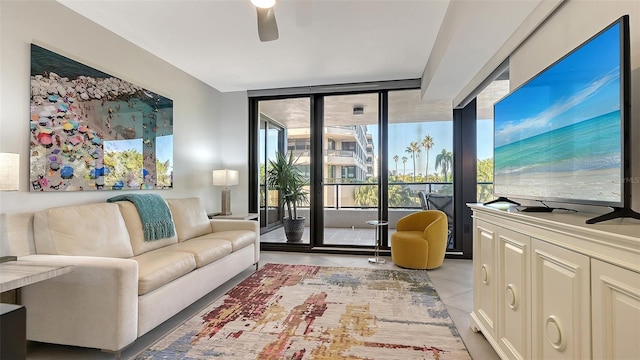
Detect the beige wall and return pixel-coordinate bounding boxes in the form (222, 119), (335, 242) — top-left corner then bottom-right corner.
(0, 0), (249, 215)
(510, 0), (640, 211)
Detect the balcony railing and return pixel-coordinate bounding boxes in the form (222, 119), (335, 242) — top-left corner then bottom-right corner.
(261, 181), (495, 209)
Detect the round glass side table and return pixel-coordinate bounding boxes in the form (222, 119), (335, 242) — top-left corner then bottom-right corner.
(366, 220), (388, 264)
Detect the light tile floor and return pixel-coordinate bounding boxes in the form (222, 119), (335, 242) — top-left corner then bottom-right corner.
(26, 252), (499, 360)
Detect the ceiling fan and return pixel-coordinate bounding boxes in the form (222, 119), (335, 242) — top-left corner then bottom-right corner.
(251, 0), (279, 42)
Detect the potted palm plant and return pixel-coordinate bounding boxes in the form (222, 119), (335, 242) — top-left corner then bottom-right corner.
(267, 151), (309, 242)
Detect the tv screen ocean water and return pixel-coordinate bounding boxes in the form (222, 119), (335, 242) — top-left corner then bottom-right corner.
(494, 21), (622, 204)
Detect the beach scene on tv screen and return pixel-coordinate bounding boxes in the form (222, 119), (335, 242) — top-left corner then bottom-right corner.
(494, 23), (622, 203)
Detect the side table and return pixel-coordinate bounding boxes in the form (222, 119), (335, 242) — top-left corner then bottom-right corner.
(366, 220), (388, 264)
(208, 213), (258, 221)
(0, 261), (73, 360)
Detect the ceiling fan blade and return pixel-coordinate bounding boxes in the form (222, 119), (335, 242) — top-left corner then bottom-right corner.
(256, 7), (279, 42)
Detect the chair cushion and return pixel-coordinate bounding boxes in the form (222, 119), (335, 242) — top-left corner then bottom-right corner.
(208, 230), (256, 252)
(169, 238), (232, 268)
(33, 203), (134, 258)
(131, 249), (196, 295)
(167, 198), (211, 242)
(391, 231), (429, 270)
(115, 201), (178, 255)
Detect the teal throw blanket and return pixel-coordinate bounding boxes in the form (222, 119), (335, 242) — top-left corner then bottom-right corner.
(107, 194), (175, 242)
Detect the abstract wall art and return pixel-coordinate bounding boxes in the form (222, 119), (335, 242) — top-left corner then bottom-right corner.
(29, 44), (173, 191)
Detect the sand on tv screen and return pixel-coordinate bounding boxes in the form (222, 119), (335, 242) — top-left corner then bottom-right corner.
(493, 21), (623, 206)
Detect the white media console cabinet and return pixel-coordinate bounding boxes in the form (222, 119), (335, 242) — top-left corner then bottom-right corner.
(468, 203), (640, 360)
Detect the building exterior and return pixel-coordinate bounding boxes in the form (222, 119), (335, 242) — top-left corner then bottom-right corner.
(288, 125), (376, 184)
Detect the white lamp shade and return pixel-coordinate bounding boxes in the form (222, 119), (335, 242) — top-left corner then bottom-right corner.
(0, 152), (20, 191)
(251, 0), (276, 9)
(212, 169), (239, 187)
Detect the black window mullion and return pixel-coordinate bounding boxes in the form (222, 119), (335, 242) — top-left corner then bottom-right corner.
(379, 91), (389, 247)
(310, 95), (324, 247)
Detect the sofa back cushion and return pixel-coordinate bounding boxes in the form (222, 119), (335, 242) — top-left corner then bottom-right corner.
(0, 212), (36, 257)
(167, 197), (211, 242)
(115, 201), (178, 255)
(33, 203), (134, 258)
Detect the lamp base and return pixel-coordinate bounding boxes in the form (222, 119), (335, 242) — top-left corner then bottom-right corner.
(220, 189), (232, 216)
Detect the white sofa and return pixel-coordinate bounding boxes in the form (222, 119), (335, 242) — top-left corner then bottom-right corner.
(0, 197), (259, 354)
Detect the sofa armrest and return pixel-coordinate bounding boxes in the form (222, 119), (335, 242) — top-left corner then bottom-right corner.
(210, 219), (260, 264)
(210, 219), (259, 233)
(18, 254), (139, 352)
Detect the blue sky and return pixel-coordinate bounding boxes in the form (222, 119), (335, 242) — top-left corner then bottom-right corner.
(367, 119), (493, 176)
(494, 22), (620, 148)
(104, 135), (173, 166)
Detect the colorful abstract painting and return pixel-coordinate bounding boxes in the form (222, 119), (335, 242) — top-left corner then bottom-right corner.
(29, 44), (173, 191)
(135, 263), (471, 359)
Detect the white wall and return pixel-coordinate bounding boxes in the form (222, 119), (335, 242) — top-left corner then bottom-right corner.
(0, 0), (248, 215)
(509, 0), (640, 212)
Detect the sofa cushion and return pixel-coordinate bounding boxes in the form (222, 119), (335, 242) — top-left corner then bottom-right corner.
(33, 203), (134, 258)
(167, 198), (211, 242)
(115, 201), (178, 256)
(208, 230), (256, 252)
(169, 238), (232, 267)
(131, 249), (196, 295)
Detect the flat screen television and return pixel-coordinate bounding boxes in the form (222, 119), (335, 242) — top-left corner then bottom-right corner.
(491, 15), (638, 223)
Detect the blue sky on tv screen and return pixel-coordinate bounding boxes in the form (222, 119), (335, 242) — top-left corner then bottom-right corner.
(494, 23), (620, 148)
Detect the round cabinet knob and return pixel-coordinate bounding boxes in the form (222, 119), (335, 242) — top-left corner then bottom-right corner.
(481, 264), (489, 285)
(545, 315), (566, 351)
(506, 284), (518, 310)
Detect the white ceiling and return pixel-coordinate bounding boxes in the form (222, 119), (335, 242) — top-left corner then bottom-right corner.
(58, 0), (543, 101)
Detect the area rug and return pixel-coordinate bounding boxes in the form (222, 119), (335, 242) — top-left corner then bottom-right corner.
(135, 263), (470, 359)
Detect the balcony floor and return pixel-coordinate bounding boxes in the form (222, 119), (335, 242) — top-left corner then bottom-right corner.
(261, 226), (397, 246)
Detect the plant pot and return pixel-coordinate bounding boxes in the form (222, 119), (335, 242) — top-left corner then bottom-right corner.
(283, 217), (305, 243)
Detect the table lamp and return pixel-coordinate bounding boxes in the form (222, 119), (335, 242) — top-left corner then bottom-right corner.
(212, 169), (239, 215)
(1, 153), (19, 263)
(0, 153), (19, 191)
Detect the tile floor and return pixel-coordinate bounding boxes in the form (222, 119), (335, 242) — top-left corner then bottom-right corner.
(25, 252), (499, 359)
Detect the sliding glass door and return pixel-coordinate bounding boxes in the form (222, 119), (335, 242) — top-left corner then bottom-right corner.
(256, 97), (311, 244)
(387, 89), (456, 250)
(259, 119), (284, 233)
(251, 83), (472, 256)
(322, 93), (379, 247)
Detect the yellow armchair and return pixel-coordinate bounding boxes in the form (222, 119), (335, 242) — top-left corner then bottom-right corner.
(391, 210), (448, 269)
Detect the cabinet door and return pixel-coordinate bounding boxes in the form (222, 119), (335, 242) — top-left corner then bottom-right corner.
(472, 220), (498, 338)
(591, 259), (640, 359)
(531, 239), (590, 360)
(498, 228), (530, 360)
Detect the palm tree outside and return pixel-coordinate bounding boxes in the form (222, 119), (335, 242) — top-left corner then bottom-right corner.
(435, 149), (453, 182)
(405, 141), (421, 182)
(393, 154), (399, 179)
(421, 135), (434, 181)
(401, 156), (408, 179)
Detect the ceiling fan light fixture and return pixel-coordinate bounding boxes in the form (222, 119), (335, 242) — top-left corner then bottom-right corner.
(251, 0), (276, 9)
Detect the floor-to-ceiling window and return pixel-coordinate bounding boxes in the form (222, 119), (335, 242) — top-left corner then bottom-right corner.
(258, 118), (284, 233)
(256, 97), (311, 243)
(322, 93), (379, 246)
(387, 89), (455, 249)
(250, 80), (472, 257)
(475, 69), (510, 203)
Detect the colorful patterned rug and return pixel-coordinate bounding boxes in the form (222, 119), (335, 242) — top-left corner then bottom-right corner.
(135, 263), (470, 359)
